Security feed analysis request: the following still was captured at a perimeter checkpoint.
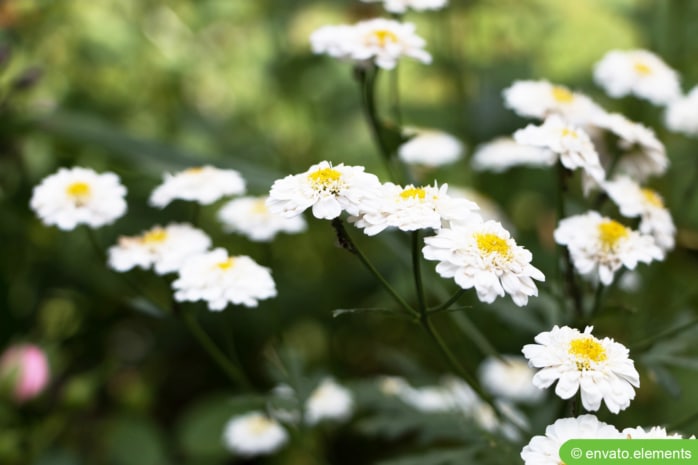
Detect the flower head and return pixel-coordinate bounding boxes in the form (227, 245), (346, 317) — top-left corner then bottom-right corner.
(30, 167), (127, 230)
(222, 412), (288, 457)
(554, 211), (663, 285)
(108, 223), (211, 275)
(471, 137), (556, 172)
(149, 166), (246, 208)
(0, 344), (50, 403)
(398, 128), (463, 167)
(478, 355), (544, 404)
(665, 86), (698, 136)
(361, 0), (448, 14)
(267, 161), (382, 220)
(423, 219), (544, 306)
(522, 325), (639, 413)
(305, 378), (354, 425)
(593, 49), (681, 105)
(622, 426), (685, 439)
(503, 80), (603, 124)
(218, 196), (307, 242)
(172, 248), (276, 310)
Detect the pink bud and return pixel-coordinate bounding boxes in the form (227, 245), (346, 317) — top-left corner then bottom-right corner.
(0, 344), (50, 403)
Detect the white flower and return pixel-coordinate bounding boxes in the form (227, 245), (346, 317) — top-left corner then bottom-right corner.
(622, 426), (684, 439)
(149, 166), (246, 208)
(108, 223), (211, 275)
(603, 176), (675, 254)
(665, 86), (698, 136)
(361, 0), (448, 14)
(222, 412), (288, 457)
(478, 355), (544, 404)
(503, 80), (603, 124)
(522, 325), (640, 414)
(398, 128), (463, 167)
(514, 116), (605, 182)
(521, 415), (621, 465)
(172, 248), (276, 310)
(470, 137), (556, 172)
(349, 182), (479, 236)
(310, 24), (356, 58)
(554, 211), (663, 285)
(305, 378), (354, 425)
(30, 167), (127, 230)
(422, 219), (545, 306)
(218, 196), (307, 242)
(267, 161), (382, 220)
(593, 49), (681, 105)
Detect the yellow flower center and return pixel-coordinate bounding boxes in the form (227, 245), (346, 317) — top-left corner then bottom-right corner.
(552, 86), (574, 103)
(475, 233), (511, 258)
(372, 29), (398, 46)
(185, 167), (205, 174)
(248, 416), (275, 436)
(641, 188), (664, 208)
(142, 227), (168, 244)
(560, 128), (578, 138)
(216, 257), (235, 270)
(308, 167), (342, 193)
(400, 187), (427, 200)
(633, 61), (652, 76)
(251, 198), (269, 214)
(598, 219), (629, 250)
(66, 181), (91, 199)
(569, 336), (607, 371)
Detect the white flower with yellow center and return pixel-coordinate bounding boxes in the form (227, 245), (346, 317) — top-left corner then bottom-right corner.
(361, 0), (448, 14)
(149, 166), (246, 208)
(622, 426), (685, 439)
(522, 326), (640, 413)
(478, 355), (544, 404)
(305, 378), (354, 425)
(554, 211), (663, 285)
(350, 18), (431, 69)
(514, 116), (605, 182)
(521, 415), (621, 465)
(108, 223), (211, 274)
(222, 411), (288, 457)
(398, 128), (463, 167)
(350, 182), (479, 236)
(172, 248), (276, 310)
(422, 219), (545, 306)
(593, 49), (681, 105)
(603, 177), (675, 254)
(503, 80), (603, 124)
(267, 161), (381, 220)
(218, 196), (307, 242)
(471, 137), (556, 172)
(30, 167), (127, 230)
(665, 86), (698, 136)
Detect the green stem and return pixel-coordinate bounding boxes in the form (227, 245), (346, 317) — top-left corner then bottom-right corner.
(586, 282), (606, 322)
(428, 288), (467, 313)
(389, 63), (402, 127)
(556, 161), (584, 321)
(449, 312), (503, 361)
(411, 231), (427, 312)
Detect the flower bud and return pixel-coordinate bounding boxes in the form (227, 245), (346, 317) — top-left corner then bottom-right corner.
(0, 344), (50, 403)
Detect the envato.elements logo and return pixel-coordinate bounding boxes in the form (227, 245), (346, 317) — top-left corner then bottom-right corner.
(560, 439), (698, 464)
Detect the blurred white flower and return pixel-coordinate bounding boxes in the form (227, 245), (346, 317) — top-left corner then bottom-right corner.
(218, 196), (307, 242)
(423, 219), (544, 307)
(603, 176), (675, 254)
(173, 248), (276, 310)
(305, 378), (354, 425)
(554, 211), (663, 285)
(30, 167), (127, 230)
(222, 412), (288, 457)
(471, 137), (556, 172)
(622, 426), (685, 439)
(503, 80), (603, 124)
(398, 128), (463, 167)
(521, 415), (621, 465)
(514, 116), (605, 182)
(478, 355), (544, 404)
(267, 161), (382, 220)
(310, 24), (357, 59)
(362, 0), (448, 14)
(522, 325), (639, 414)
(149, 166), (246, 208)
(593, 49), (681, 105)
(108, 223), (211, 274)
(665, 86), (698, 136)
(349, 182), (479, 236)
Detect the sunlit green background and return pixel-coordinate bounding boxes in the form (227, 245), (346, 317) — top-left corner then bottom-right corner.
(2, 0), (698, 464)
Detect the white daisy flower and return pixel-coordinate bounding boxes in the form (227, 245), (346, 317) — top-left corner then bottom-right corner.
(470, 137), (556, 172)
(514, 116), (606, 182)
(149, 166), (246, 208)
(222, 411), (288, 457)
(361, 0), (448, 14)
(478, 355), (544, 404)
(665, 86), (698, 136)
(554, 211), (663, 285)
(622, 426), (684, 439)
(422, 219), (545, 307)
(305, 378), (354, 425)
(310, 24), (357, 59)
(398, 128), (463, 167)
(107, 223), (211, 275)
(30, 167), (127, 230)
(521, 415), (621, 465)
(266, 161), (382, 220)
(172, 248), (276, 310)
(218, 196), (307, 242)
(603, 177), (675, 254)
(349, 182), (479, 236)
(593, 49), (681, 105)
(503, 80), (603, 124)
(522, 325), (640, 413)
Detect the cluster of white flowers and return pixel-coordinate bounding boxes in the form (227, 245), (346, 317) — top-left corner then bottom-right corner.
(149, 165), (246, 208)
(362, 0), (448, 14)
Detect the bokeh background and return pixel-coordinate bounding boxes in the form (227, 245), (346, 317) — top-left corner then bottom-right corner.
(2, 0), (698, 464)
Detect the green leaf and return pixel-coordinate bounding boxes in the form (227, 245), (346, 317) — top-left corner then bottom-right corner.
(645, 364), (682, 397)
(104, 416), (168, 465)
(33, 449), (81, 465)
(332, 307), (411, 319)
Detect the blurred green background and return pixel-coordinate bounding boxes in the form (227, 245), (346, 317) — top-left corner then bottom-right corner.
(2, 0), (698, 464)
